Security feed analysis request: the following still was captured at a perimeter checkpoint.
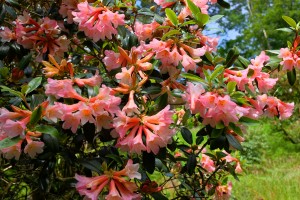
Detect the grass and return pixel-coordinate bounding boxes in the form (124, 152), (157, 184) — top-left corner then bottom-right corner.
(231, 119), (300, 200)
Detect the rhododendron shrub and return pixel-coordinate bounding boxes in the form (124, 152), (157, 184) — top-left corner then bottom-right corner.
(0, 0), (298, 199)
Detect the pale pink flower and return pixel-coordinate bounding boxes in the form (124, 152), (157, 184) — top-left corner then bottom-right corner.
(134, 21), (160, 41)
(24, 138), (44, 158)
(72, 1), (125, 41)
(124, 159), (141, 179)
(62, 112), (81, 133)
(201, 154), (215, 173)
(114, 106), (174, 154)
(123, 90), (140, 116)
(2, 119), (28, 138)
(74, 73), (102, 87)
(0, 27), (16, 42)
(75, 159), (140, 200)
(214, 182), (232, 200)
(45, 78), (87, 101)
(1, 140), (22, 160)
(59, 0), (79, 23)
(103, 50), (126, 71)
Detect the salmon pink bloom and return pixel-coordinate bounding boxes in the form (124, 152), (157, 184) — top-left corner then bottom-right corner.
(45, 78), (87, 101)
(75, 159), (140, 200)
(114, 106), (174, 154)
(214, 182), (232, 200)
(103, 50), (126, 71)
(74, 72), (102, 87)
(201, 154), (216, 173)
(2, 118), (28, 138)
(72, 1), (125, 42)
(1, 140), (22, 160)
(24, 136), (44, 158)
(59, 0), (79, 24)
(0, 27), (16, 42)
(134, 21), (160, 41)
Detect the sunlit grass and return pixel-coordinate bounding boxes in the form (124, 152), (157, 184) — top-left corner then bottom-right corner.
(231, 120), (300, 200)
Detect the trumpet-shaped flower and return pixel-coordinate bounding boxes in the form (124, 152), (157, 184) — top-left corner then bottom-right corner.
(75, 159), (141, 200)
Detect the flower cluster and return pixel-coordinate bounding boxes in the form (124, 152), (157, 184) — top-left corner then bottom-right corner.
(72, 1), (125, 42)
(75, 160), (141, 200)
(113, 105), (175, 154)
(278, 47), (300, 70)
(0, 12), (69, 61)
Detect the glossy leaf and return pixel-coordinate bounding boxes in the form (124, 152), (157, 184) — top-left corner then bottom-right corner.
(282, 16), (297, 29)
(36, 125), (60, 139)
(225, 134), (243, 151)
(25, 77), (42, 95)
(0, 136), (22, 150)
(187, 154), (196, 175)
(181, 127), (193, 144)
(165, 8), (178, 26)
(287, 68), (296, 86)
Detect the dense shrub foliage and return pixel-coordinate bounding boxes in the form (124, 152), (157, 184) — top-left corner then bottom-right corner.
(0, 0), (298, 199)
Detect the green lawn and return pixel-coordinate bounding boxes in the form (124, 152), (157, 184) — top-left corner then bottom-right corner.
(231, 120), (300, 200)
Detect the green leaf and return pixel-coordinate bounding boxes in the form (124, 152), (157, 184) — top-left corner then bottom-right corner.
(239, 117), (258, 125)
(80, 159), (102, 174)
(237, 55), (250, 68)
(211, 128), (223, 138)
(0, 85), (24, 99)
(181, 127), (193, 144)
(227, 81), (236, 94)
(19, 53), (32, 69)
(282, 16), (297, 29)
(0, 136), (22, 150)
(25, 77), (42, 95)
(143, 151), (155, 174)
(187, 154), (196, 175)
(196, 13), (210, 26)
(208, 15), (224, 24)
(186, 0), (201, 19)
(161, 29), (181, 40)
(35, 125), (60, 139)
(29, 106), (42, 126)
(210, 65), (224, 80)
(225, 134), (243, 151)
(276, 28), (293, 33)
(3, 4), (16, 19)
(266, 50), (280, 55)
(225, 46), (240, 68)
(181, 73), (206, 83)
(217, 0), (230, 8)
(228, 122), (243, 135)
(287, 67), (296, 86)
(202, 69), (211, 81)
(151, 192), (168, 200)
(165, 8), (178, 26)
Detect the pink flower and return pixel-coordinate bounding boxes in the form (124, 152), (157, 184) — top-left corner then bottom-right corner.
(0, 27), (16, 42)
(62, 112), (81, 133)
(59, 0), (78, 24)
(124, 159), (141, 179)
(2, 119), (28, 138)
(103, 50), (126, 71)
(123, 90), (140, 116)
(74, 73), (102, 87)
(1, 140), (22, 160)
(134, 21), (160, 41)
(214, 182), (232, 200)
(45, 78), (87, 101)
(72, 1), (125, 41)
(75, 159), (140, 200)
(24, 137), (44, 158)
(201, 154), (215, 172)
(114, 106), (174, 154)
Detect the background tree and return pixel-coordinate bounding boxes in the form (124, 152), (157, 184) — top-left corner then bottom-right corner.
(214, 0), (300, 57)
